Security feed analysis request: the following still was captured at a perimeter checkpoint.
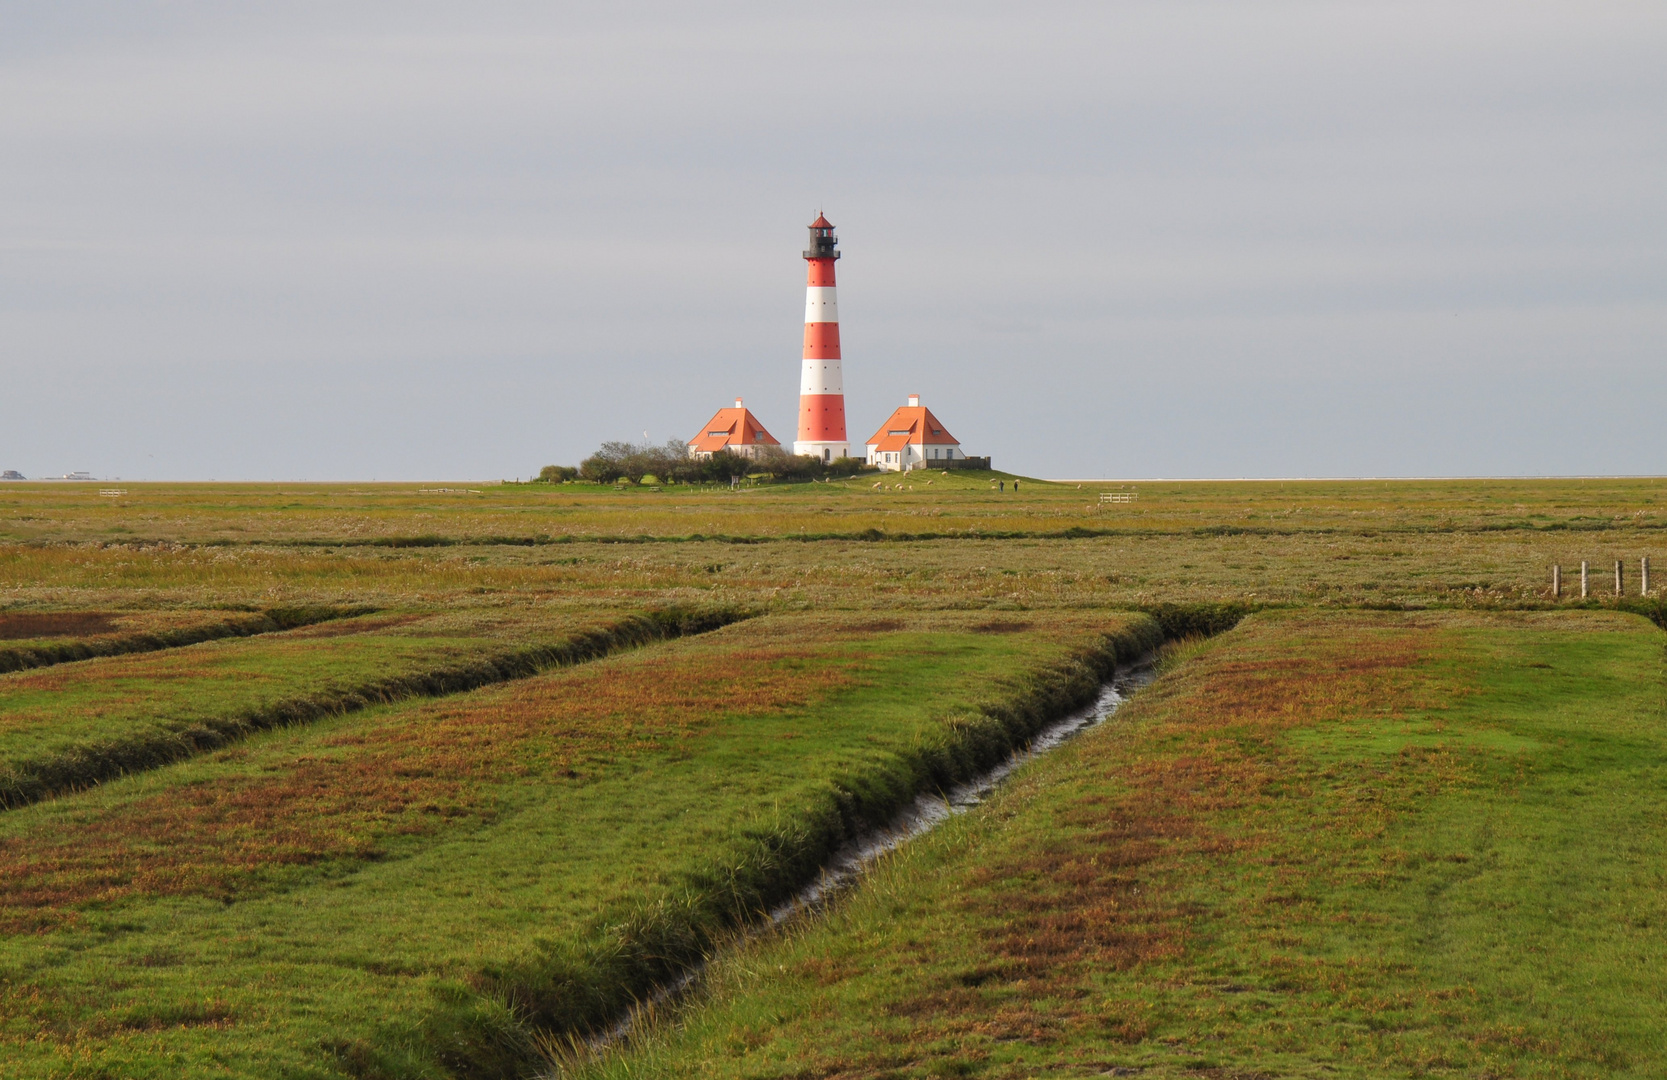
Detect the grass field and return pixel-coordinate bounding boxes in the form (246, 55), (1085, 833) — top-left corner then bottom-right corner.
(587, 610), (1667, 1079)
(0, 606), (742, 809)
(3, 479), (1663, 616)
(0, 477), (1663, 1079)
(3, 476), (1664, 546)
(0, 612), (1156, 1079)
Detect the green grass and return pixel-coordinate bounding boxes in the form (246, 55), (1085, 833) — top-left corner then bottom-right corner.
(0, 612), (1159, 1079)
(2, 477), (1665, 548)
(581, 610), (1667, 1079)
(6, 498), (1663, 618)
(3, 480), (1666, 1080)
(0, 606), (743, 809)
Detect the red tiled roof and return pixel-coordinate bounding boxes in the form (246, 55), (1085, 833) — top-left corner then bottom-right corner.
(687, 407), (779, 453)
(865, 406), (958, 451)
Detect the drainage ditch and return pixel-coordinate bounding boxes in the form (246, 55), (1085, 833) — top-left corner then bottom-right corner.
(586, 655), (1158, 1059)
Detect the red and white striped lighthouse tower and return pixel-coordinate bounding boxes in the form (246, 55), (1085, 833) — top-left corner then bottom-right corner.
(793, 214), (849, 461)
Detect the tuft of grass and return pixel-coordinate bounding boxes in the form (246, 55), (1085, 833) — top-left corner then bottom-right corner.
(1151, 632), (1212, 677)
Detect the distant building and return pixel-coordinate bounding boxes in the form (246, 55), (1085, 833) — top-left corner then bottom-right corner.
(865, 395), (970, 472)
(1, 471), (23, 480)
(687, 399), (781, 460)
(61, 471), (93, 481)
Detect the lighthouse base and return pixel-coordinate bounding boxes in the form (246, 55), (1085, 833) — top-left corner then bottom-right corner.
(793, 441), (851, 462)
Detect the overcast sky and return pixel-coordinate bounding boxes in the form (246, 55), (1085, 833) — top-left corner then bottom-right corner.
(2, 2), (1662, 481)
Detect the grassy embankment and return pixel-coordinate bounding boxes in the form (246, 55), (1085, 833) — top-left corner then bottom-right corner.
(0, 606), (744, 809)
(0, 612), (1159, 1079)
(585, 610), (1667, 1079)
(0, 605), (360, 673)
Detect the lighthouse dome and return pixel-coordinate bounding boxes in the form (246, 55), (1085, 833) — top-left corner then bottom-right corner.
(804, 214), (839, 260)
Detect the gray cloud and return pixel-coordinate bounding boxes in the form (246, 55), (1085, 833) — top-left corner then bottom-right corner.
(1, 1), (1662, 479)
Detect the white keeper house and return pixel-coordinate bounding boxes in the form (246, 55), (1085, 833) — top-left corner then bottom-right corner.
(864, 395), (967, 472)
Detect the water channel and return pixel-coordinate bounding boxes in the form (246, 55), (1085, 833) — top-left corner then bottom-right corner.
(582, 656), (1159, 1060)
(780, 656), (1158, 915)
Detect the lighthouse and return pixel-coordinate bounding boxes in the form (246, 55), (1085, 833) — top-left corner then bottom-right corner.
(793, 214), (849, 461)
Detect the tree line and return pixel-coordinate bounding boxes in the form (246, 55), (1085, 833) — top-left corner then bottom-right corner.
(537, 440), (871, 486)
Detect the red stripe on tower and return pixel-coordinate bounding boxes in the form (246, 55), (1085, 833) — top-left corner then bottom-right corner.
(793, 213), (849, 460)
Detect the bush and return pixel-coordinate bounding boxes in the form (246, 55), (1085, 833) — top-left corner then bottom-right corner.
(577, 440), (763, 486)
(642, 439), (695, 484)
(574, 439), (873, 486)
(579, 441), (631, 484)
(750, 447), (871, 483)
(536, 465), (578, 483)
(690, 449), (752, 484)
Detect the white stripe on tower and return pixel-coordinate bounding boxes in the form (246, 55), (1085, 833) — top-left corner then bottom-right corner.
(804, 287), (839, 324)
(794, 213), (848, 460)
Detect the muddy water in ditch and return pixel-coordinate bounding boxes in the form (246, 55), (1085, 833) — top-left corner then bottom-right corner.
(584, 658), (1158, 1056)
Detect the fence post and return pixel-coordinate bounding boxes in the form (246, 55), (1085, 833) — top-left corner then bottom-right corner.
(1616, 560), (1623, 597)
(1644, 556), (1651, 597)
(1581, 561), (1589, 599)
(1552, 564), (1561, 598)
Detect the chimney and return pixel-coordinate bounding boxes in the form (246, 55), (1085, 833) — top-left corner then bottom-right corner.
(735, 398), (744, 408)
(908, 394), (920, 408)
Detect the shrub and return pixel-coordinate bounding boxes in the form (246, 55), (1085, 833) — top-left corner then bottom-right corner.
(536, 465), (578, 483)
(750, 447), (871, 483)
(578, 442), (630, 484)
(577, 440), (762, 486)
(642, 439), (695, 484)
(698, 449), (753, 484)
(581, 440), (695, 485)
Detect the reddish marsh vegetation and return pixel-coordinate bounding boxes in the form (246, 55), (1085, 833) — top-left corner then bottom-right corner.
(965, 616), (1452, 987)
(0, 631), (865, 932)
(3, 475), (1664, 1079)
(0, 613), (1159, 1079)
(0, 605), (740, 809)
(895, 615), (1457, 1058)
(598, 611), (1667, 1079)
(0, 612), (118, 639)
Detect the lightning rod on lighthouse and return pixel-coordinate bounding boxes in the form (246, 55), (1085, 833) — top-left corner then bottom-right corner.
(793, 214), (849, 461)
